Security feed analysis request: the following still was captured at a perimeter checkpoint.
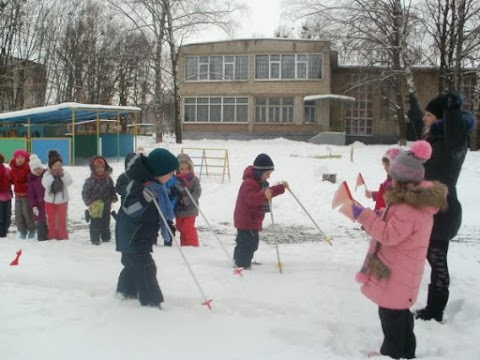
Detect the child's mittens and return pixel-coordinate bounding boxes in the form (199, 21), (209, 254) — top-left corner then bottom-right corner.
(352, 204), (365, 220)
(355, 272), (368, 284)
(142, 184), (156, 203)
(32, 207), (39, 216)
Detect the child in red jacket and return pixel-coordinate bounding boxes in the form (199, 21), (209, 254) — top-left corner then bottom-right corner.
(0, 153), (13, 237)
(233, 153), (287, 269)
(10, 149), (35, 239)
(365, 147), (401, 210)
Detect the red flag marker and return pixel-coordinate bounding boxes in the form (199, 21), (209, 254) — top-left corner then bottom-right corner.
(202, 299), (213, 310)
(355, 172), (368, 191)
(10, 249), (22, 266)
(332, 181), (354, 209)
(233, 267), (244, 277)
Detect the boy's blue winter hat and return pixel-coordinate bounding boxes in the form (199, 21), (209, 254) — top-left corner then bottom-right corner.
(147, 148), (179, 176)
(253, 153), (274, 171)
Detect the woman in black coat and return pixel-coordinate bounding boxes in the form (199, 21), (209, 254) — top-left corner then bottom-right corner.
(407, 91), (476, 322)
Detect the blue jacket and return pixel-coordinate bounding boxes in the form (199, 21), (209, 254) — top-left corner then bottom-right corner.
(115, 155), (160, 254)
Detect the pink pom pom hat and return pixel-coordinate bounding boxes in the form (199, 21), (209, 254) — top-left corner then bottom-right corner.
(389, 141), (432, 183)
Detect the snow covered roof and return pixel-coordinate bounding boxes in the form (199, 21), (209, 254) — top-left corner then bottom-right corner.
(303, 94), (356, 102)
(0, 102), (141, 125)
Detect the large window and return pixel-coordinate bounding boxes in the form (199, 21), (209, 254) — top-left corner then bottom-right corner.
(255, 54), (322, 80)
(184, 97), (248, 123)
(255, 97), (294, 123)
(345, 74), (373, 136)
(185, 56), (249, 81)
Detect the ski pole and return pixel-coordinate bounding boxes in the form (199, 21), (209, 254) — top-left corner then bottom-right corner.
(286, 187), (333, 246)
(181, 186), (236, 268)
(152, 196), (213, 310)
(268, 197), (283, 274)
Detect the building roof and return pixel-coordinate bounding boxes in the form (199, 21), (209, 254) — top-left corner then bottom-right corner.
(0, 102), (141, 125)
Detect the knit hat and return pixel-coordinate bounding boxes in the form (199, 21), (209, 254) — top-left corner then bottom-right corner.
(382, 147), (402, 163)
(29, 154), (43, 173)
(13, 149), (28, 159)
(253, 153), (274, 171)
(147, 148), (179, 176)
(389, 140), (432, 183)
(425, 95), (446, 119)
(0, 153), (4, 165)
(48, 150), (63, 168)
(177, 153), (194, 171)
(92, 157), (106, 167)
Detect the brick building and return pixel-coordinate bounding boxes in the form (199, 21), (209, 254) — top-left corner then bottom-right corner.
(178, 39), (477, 144)
(0, 56), (47, 112)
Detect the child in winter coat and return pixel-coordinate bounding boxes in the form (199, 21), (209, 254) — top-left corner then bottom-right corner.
(27, 155), (48, 241)
(170, 153), (201, 247)
(233, 153), (287, 269)
(10, 149), (36, 239)
(42, 150), (73, 240)
(365, 147), (402, 210)
(115, 148), (178, 308)
(346, 141), (448, 360)
(82, 156), (118, 245)
(0, 153), (13, 237)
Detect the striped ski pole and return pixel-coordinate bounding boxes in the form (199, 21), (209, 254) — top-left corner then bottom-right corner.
(152, 197), (213, 310)
(181, 186), (243, 276)
(268, 197), (283, 274)
(286, 186), (333, 246)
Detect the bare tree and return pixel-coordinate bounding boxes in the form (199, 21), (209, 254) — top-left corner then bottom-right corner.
(419, 0), (480, 92)
(285, 0), (420, 144)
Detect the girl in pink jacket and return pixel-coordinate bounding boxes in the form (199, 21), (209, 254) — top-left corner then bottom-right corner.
(351, 141), (448, 359)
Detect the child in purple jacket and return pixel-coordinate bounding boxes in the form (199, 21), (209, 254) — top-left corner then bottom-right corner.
(28, 155), (48, 241)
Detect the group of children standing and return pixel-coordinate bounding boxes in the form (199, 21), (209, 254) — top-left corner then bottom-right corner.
(0, 149), (71, 240)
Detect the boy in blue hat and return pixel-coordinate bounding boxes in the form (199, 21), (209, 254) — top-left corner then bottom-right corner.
(115, 148), (178, 308)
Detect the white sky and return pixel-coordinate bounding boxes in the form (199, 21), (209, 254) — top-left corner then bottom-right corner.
(187, 0), (284, 43)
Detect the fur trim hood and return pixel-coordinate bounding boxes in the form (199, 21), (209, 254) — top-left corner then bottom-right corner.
(385, 180), (448, 211)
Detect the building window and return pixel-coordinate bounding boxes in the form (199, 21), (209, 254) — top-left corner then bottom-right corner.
(345, 74), (373, 136)
(460, 75), (476, 112)
(255, 97), (294, 123)
(184, 97), (248, 123)
(255, 54), (322, 80)
(184, 55), (249, 81)
(304, 100), (316, 123)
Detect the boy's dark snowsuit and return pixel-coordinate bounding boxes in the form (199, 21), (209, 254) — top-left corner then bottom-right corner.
(115, 154), (166, 306)
(82, 157), (117, 244)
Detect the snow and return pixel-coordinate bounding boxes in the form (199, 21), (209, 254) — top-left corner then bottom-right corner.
(1, 137), (479, 360)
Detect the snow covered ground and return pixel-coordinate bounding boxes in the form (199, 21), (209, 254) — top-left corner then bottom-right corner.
(1, 137), (479, 360)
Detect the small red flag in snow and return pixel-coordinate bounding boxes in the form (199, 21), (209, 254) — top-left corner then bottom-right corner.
(233, 267), (244, 277)
(202, 299), (213, 310)
(355, 173), (368, 191)
(10, 249), (22, 266)
(332, 181), (354, 209)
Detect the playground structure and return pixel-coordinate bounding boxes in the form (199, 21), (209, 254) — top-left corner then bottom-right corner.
(180, 147), (230, 183)
(0, 103), (142, 165)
